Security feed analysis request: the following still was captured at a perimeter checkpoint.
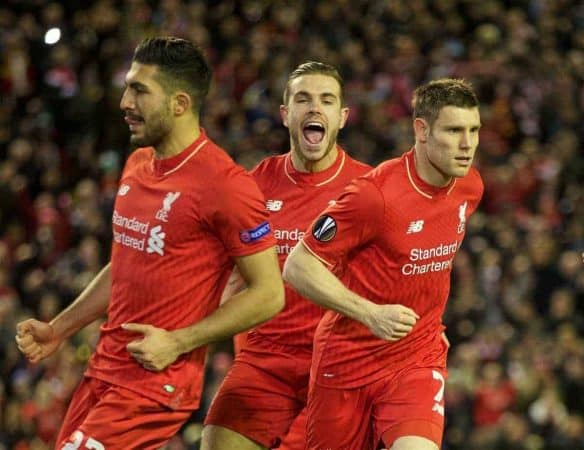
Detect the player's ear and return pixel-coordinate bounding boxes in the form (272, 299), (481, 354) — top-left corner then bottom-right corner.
(280, 104), (289, 128)
(174, 92), (191, 116)
(414, 118), (429, 143)
(339, 106), (350, 130)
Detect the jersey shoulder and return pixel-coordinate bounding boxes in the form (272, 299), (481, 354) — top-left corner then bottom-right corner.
(250, 154), (287, 189)
(362, 156), (404, 190)
(192, 139), (251, 183)
(344, 153), (373, 177)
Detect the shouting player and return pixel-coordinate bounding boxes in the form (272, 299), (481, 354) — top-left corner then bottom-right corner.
(202, 61), (372, 450)
(284, 78), (484, 450)
(15, 37), (284, 450)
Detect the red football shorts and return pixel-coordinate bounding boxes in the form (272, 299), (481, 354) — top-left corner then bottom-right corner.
(306, 366), (447, 450)
(205, 339), (311, 448)
(56, 376), (191, 450)
(278, 407), (308, 450)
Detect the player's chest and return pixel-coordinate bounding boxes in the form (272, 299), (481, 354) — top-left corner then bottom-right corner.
(265, 184), (341, 230)
(116, 180), (188, 217)
(112, 176), (201, 254)
(261, 184), (341, 255)
(382, 196), (470, 258)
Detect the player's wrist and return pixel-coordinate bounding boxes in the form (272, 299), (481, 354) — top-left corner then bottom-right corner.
(47, 320), (66, 342)
(357, 299), (378, 328)
(171, 328), (196, 355)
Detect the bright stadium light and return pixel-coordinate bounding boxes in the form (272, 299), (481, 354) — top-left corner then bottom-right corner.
(44, 27), (61, 45)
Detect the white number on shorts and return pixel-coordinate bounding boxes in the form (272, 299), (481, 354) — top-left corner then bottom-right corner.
(61, 431), (105, 450)
(431, 369), (445, 416)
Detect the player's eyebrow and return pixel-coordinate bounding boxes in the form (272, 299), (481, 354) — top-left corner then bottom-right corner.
(294, 91), (339, 100)
(125, 80), (150, 91)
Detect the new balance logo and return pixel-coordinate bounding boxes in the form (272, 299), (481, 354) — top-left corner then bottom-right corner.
(147, 225), (166, 255)
(266, 200), (283, 211)
(406, 220), (424, 234)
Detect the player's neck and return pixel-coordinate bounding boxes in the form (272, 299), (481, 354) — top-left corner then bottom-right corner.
(413, 145), (452, 187)
(153, 117), (201, 159)
(291, 145), (338, 173)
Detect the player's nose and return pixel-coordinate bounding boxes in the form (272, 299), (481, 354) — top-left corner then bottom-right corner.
(460, 130), (472, 149)
(119, 88), (135, 111)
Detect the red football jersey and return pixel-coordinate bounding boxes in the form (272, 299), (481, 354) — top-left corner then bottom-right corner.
(86, 129), (275, 410)
(247, 148), (371, 348)
(302, 149), (484, 388)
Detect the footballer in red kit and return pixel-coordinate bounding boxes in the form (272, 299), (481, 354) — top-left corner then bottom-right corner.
(284, 79), (484, 450)
(200, 62), (370, 450)
(205, 147), (370, 448)
(15, 37), (283, 450)
(86, 129), (275, 409)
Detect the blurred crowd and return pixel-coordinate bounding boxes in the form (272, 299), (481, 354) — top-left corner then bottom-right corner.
(0, 0), (583, 449)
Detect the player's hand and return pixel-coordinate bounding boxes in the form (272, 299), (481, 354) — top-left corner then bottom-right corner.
(123, 323), (182, 372)
(364, 304), (419, 341)
(15, 319), (62, 363)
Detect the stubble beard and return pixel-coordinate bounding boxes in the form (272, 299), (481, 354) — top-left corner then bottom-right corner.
(129, 106), (173, 149)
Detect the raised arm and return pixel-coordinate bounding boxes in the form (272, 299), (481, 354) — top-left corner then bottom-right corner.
(16, 263), (112, 363)
(283, 242), (418, 341)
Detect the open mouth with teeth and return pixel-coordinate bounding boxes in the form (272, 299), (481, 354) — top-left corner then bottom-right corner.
(303, 122), (325, 146)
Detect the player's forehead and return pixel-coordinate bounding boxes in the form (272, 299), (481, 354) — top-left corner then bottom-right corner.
(125, 62), (161, 87)
(434, 105), (481, 127)
(288, 74), (341, 98)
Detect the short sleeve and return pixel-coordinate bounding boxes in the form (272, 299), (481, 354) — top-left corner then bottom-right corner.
(302, 176), (384, 268)
(204, 166), (276, 257)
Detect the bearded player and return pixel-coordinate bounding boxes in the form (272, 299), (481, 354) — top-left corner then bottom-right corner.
(120, 61), (372, 449)
(15, 37), (283, 450)
(202, 61), (374, 450)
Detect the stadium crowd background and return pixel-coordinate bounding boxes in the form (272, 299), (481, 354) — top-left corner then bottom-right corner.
(0, 0), (583, 449)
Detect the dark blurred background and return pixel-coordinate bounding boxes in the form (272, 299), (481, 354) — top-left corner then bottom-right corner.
(0, 1), (583, 449)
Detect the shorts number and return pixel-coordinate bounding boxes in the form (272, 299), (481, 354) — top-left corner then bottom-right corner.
(431, 369), (445, 416)
(62, 431), (105, 450)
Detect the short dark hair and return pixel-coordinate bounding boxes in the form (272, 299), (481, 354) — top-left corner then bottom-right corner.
(283, 61), (344, 105)
(133, 37), (211, 112)
(412, 78), (479, 127)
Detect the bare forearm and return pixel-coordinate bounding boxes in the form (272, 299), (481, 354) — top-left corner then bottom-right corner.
(283, 243), (374, 324)
(172, 283), (283, 353)
(50, 263), (112, 339)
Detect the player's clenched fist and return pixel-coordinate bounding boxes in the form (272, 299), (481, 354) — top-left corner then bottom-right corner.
(363, 304), (419, 341)
(15, 319), (63, 363)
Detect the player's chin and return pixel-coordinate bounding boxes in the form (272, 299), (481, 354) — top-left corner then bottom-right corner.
(451, 166), (471, 178)
(129, 135), (147, 148)
(300, 145), (326, 161)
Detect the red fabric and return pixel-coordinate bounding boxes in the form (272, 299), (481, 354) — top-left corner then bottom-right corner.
(86, 129), (275, 410)
(302, 149), (484, 389)
(57, 377), (190, 450)
(278, 407), (308, 450)
(249, 148), (371, 348)
(307, 365), (448, 450)
(233, 332), (248, 354)
(205, 340), (312, 448)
